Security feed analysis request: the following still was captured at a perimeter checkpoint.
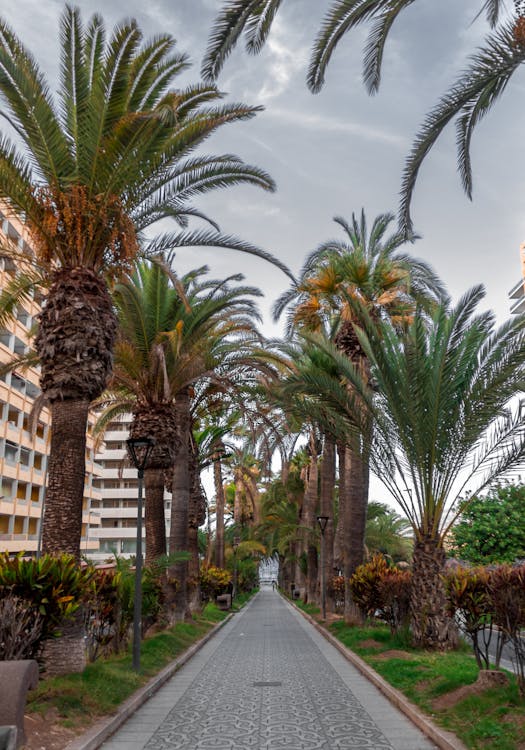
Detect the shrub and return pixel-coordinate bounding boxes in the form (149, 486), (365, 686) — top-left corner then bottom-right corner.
(489, 564), (525, 695)
(84, 568), (122, 661)
(349, 554), (391, 619)
(200, 566), (232, 601)
(0, 553), (93, 641)
(445, 565), (496, 670)
(378, 568), (412, 634)
(0, 594), (44, 660)
(236, 558), (258, 593)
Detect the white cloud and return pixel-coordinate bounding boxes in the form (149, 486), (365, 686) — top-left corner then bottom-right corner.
(266, 107), (408, 148)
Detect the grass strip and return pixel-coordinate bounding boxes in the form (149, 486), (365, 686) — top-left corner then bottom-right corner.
(27, 602), (231, 728)
(328, 619), (525, 750)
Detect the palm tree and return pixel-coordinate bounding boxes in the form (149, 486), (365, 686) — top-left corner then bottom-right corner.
(275, 209), (443, 620)
(0, 7), (283, 558)
(98, 262), (267, 617)
(302, 287), (525, 647)
(365, 502), (412, 562)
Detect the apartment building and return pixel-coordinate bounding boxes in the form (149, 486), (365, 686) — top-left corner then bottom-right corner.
(0, 208), (101, 555)
(87, 418), (172, 562)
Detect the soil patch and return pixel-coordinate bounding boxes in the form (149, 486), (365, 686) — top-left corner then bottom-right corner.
(23, 709), (82, 750)
(373, 649), (413, 660)
(357, 639), (384, 650)
(432, 670), (509, 711)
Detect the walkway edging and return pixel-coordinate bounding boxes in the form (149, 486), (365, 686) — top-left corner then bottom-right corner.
(65, 612), (235, 750)
(286, 597), (467, 750)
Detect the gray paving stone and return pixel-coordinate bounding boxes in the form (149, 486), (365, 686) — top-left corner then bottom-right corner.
(101, 590), (437, 750)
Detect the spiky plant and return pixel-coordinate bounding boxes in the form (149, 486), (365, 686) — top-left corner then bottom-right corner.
(0, 6), (282, 557)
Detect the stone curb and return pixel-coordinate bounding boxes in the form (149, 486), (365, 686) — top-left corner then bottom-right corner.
(286, 597), (468, 750)
(64, 612), (235, 750)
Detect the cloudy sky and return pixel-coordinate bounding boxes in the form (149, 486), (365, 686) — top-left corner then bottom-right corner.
(4, 0), (525, 337)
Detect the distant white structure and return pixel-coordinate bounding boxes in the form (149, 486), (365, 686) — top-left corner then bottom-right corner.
(259, 555), (279, 584)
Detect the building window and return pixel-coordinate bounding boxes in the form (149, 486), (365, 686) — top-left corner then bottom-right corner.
(4, 440), (18, 464)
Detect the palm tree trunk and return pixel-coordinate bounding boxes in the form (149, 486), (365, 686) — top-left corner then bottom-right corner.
(411, 535), (458, 649)
(333, 441), (346, 572)
(319, 435), (336, 612)
(233, 474), (242, 526)
(302, 433), (319, 603)
(342, 439), (368, 624)
(42, 399), (90, 558)
(144, 467), (167, 564)
(38, 267), (117, 559)
(169, 388), (191, 621)
(188, 440), (205, 613)
(213, 445), (226, 568)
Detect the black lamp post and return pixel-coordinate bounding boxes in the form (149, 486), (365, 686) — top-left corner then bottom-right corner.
(316, 515), (329, 621)
(126, 436), (155, 672)
(232, 536), (240, 601)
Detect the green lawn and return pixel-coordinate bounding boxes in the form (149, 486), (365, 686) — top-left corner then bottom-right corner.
(328, 619), (525, 750)
(28, 602), (230, 725)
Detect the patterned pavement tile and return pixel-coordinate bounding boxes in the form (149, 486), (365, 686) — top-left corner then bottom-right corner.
(102, 590), (436, 750)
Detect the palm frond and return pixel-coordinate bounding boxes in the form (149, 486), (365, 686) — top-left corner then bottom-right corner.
(400, 20), (525, 234)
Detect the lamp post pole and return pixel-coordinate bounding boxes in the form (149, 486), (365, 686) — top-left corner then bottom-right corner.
(316, 516), (329, 621)
(127, 437), (155, 672)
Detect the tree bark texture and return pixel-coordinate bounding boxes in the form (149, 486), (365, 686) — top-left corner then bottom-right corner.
(130, 402), (179, 564)
(144, 468), (167, 564)
(37, 267), (118, 558)
(168, 388), (191, 621)
(342, 440), (368, 625)
(42, 399), (90, 558)
(213, 446), (226, 568)
(188, 440), (206, 613)
(302, 434), (319, 604)
(411, 536), (458, 650)
(333, 441), (346, 572)
(319, 435), (336, 612)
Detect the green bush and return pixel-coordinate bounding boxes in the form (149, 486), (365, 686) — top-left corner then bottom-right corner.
(199, 565), (231, 601)
(0, 552), (92, 639)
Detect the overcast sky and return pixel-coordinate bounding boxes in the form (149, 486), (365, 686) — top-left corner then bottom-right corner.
(4, 0), (525, 336)
(4, 0), (525, 503)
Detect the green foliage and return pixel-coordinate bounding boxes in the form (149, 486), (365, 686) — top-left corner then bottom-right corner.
(199, 565), (232, 601)
(449, 484), (525, 565)
(328, 620), (525, 749)
(0, 553), (92, 639)
(365, 501), (413, 562)
(27, 609), (227, 724)
(236, 557), (259, 593)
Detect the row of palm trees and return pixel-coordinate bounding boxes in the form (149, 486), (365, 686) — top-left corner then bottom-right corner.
(1, 7), (525, 647)
(0, 7), (286, 567)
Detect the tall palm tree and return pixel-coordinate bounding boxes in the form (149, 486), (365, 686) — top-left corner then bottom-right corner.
(0, 7), (283, 558)
(97, 262), (266, 618)
(302, 287), (525, 647)
(275, 209), (443, 620)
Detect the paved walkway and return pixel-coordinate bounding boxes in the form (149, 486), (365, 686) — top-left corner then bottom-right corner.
(101, 589), (437, 750)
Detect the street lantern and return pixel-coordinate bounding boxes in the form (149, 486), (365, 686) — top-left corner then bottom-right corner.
(126, 436), (155, 672)
(316, 515), (329, 621)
